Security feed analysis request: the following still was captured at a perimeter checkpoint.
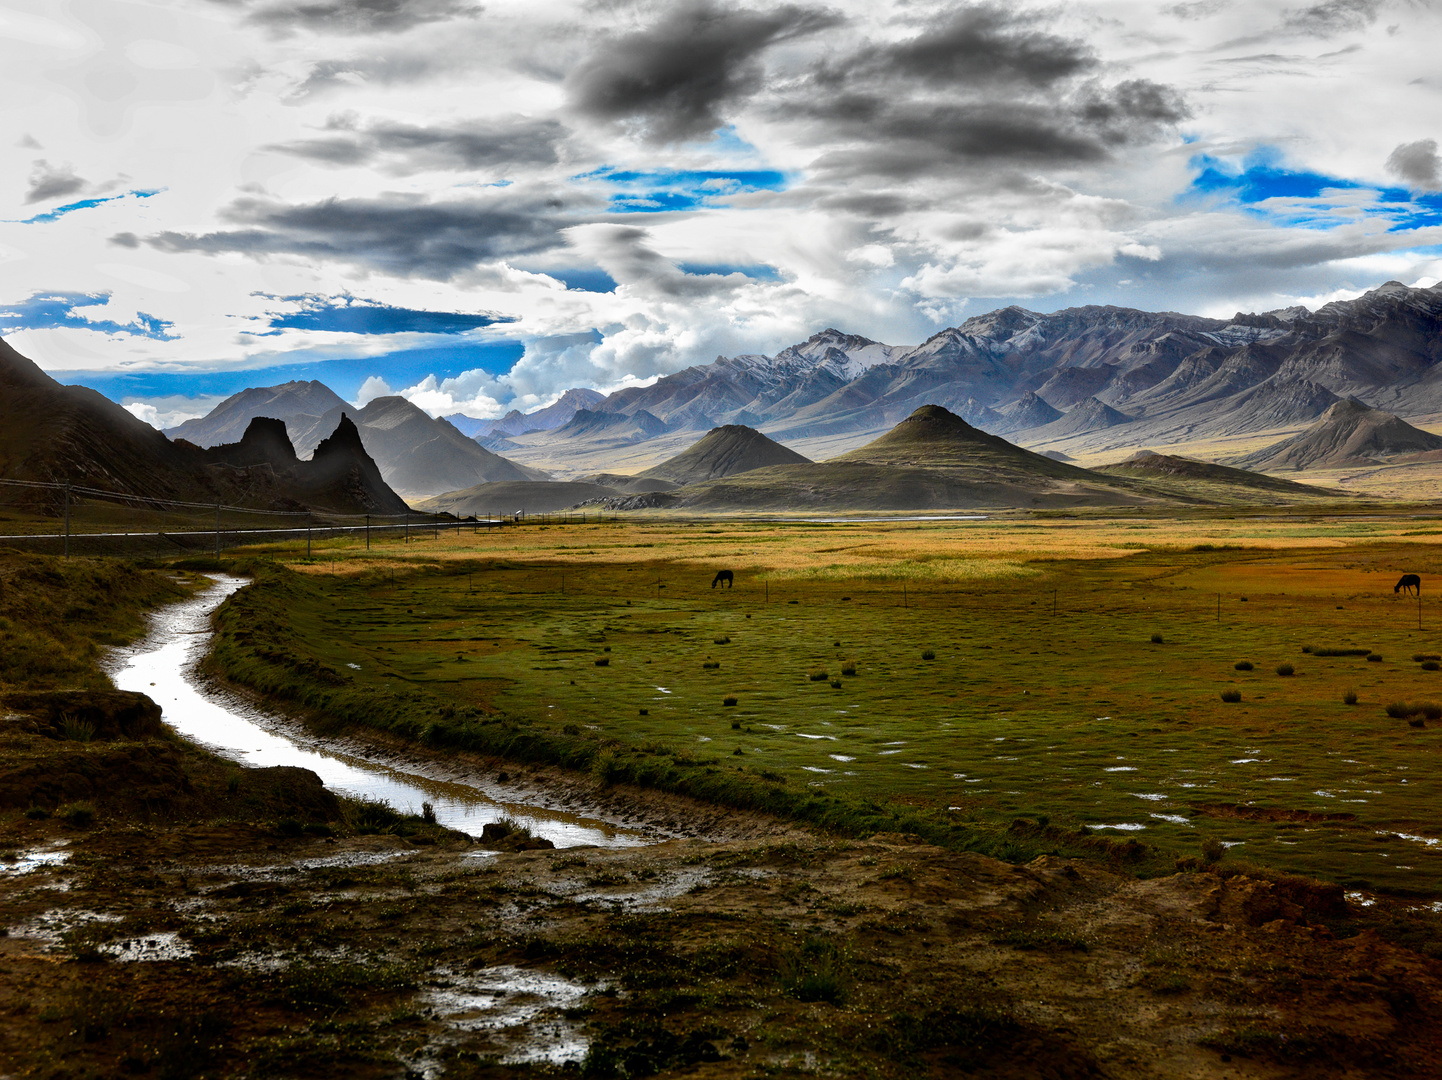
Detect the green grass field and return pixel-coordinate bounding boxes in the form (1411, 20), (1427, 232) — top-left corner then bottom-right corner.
(208, 513), (1442, 895)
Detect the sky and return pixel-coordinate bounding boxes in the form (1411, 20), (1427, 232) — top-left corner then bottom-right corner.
(2, 0), (1442, 429)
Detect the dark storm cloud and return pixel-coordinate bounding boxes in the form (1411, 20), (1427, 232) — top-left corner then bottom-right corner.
(206, 0), (480, 36)
(1386, 139), (1441, 189)
(25, 160), (88, 204)
(815, 5), (1096, 90)
(783, 6), (1188, 183)
(144, 192), (584, 279)
(566, 1), (841, 143)
(268, 116), (566, 173)
(1282, 0), (1382, 36)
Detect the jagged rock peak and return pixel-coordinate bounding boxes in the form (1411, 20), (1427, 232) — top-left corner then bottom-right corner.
(238, 416), (297, 458)
(312, 412), (366, 459)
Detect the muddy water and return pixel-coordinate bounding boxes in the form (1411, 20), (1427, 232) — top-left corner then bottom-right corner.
(108, 576), (647, 848)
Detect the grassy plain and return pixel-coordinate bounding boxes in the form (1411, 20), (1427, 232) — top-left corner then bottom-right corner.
(216, 510), (1442, 896)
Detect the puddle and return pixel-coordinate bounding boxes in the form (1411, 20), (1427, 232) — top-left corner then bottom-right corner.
(1393, 833), (1441, 848)
(1092, 823), (1146, 831)
(0, 845), (71, 876)
(413, 965), (596, 1071)
(107, 577), (648, 849)
(101, 932), (194, 962)
(1149, 813), (1191, 826)
(796, 733), (837, 740)
(1103, 766), (1137, 773)
(829, 754), (854, 763)
(1130, 793), (1166, 801)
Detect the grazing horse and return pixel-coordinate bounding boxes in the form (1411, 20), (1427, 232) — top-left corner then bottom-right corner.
(711, 570), (734, 589)
(1396, 574), (1421, 596)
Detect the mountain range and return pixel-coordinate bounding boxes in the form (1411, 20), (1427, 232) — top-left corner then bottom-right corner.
(0, 340), (404, 515)
(486, 280), (1442, 474)
(169, 389), (546, 499)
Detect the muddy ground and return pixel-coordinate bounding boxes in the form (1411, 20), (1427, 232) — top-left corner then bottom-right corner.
(4, 704), (1442, 1080)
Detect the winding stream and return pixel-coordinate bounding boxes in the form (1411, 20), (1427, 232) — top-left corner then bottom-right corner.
(108, 576), (648, 848)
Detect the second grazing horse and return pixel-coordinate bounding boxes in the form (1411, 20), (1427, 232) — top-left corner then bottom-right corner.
(712, 570), (734, 589)
(1396, 574), (1421, 596)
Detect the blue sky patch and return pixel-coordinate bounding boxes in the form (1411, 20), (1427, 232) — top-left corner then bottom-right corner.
(263, 294), (514, 335)
(678, 262), (784, 282)
(1188, 151), (1442, 231)
(0, 290), (175, 339)
(579, 165), (789, 215)
(65, 338), (528, 405)
(543, 268), (619, 293)
(14, 189), (160, 225)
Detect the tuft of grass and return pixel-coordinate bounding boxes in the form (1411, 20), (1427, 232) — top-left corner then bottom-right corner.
(808, 669), (828, 682)
(1234, 660), (1254, 671)
(1384, 701), (1441, 719)
(1423, 661), (1440, 672)
(594, 656), (609, 666)
(702, 660), (720, 669)
(1200, 837), (1225, 864)
(830, 679), (842, 689)
(723, 696), (737, 707)
(421, 801), (436, 824)
(841, 661), (857, 676)
(713, 635), (731, 645)
(58, 801), (95, 828)
(1343, 689), (1358, 705)
(1311, 647), (1370, 657)
(777, 936), (847, 1004)
(1367, 653), (1383, 662)
(1220, 689), (1241, 703)
(1150, 633), (1164, 644)
(59, 712), (95, 742)
(1276, 662), (1295, 676)
(1413, 653), (1441, 662)
(921, 649), (935, 661)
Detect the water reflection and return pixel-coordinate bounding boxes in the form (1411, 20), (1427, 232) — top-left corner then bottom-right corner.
(109, 576), (647, 848)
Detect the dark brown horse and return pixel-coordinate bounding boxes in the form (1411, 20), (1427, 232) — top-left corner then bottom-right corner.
(711, 570), (733, 589)
(1396, 574), (1421, 596)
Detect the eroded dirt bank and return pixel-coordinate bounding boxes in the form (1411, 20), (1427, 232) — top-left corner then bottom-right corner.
(5, 815), (1442, 1079)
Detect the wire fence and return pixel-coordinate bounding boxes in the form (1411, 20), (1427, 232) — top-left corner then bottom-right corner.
(0, 476), (613, 559)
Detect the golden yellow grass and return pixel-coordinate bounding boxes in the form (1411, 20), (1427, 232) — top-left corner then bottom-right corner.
(278, 510), (1442, 583)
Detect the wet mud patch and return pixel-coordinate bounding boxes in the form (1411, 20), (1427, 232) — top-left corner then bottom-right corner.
(410, 965), (597, 1073)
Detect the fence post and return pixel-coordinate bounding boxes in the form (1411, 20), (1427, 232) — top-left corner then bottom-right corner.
(63, 480), (71, 559)
(366, 514), (370, 550)
(405, 515), (409, 544)
(307, 513), (312, 559)
(215, 503), (221, 560)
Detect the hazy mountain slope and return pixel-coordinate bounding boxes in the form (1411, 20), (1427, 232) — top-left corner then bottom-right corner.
(414, 480), (618, 516)
(292, 397), (547, 498)
(447, 388), (606, 438)
(1096, 450), (1347, 503)
(1236, 398), (1442, 471)
(166, 381), (348, 447)
(638, 425), (811, 485)
(1022, 397), (1134, 440)
(997, 391), (1063, 431)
